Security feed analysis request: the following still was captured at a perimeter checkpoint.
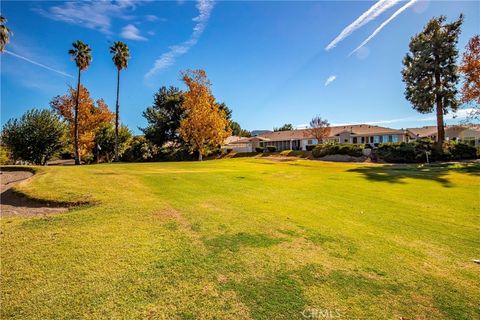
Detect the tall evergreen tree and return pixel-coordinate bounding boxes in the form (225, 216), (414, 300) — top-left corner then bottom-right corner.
(109, 41), (130, 162)
(402, 15), (463, 145)
(141, 86), (185, 147)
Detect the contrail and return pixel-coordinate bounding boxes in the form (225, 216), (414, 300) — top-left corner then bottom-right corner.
(350, 0), (418, 56)
(4, 50), (73, 78)
(145, 0), (214, 78)
(325, 0), (401, 51)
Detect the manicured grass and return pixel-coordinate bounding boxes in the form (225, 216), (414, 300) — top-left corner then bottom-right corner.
(1, 159), (479, 319)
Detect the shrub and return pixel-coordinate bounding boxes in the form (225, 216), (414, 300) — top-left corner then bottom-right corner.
(305, 144), (316, 151)
(94, 123), (133, 163)
(312, 143), (363, 158)
(1, 109), (67, 165)
(266, 145), (277, 152)
(121, 136), (159, 162)
(226, 148), (233, 153)
(280, 150), (304, 157)
(376, 142), (417, 163)
(444, 142), (477, 160)
(375, 139), (477, 163)
(337, 144), (363, 157)
(0, 146), (12, 165)
(255, 147), (264, 153)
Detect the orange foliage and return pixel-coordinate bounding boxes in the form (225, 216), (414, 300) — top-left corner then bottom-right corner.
(179, 70), (231, 160)
(51, 85), (114, 160)
(459, 35), (480, 104)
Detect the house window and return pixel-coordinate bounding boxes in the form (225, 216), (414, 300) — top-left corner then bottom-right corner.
(361, 137), (365, 143)
(353, 137), (357, 143)
(383, 135), (389, 143)
(374, 136), (380, 143)
(392, 135), (399, 142)
(308, 139), (313, 145)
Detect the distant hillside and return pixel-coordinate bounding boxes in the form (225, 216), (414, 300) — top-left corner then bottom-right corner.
(251, 130), (272, 136)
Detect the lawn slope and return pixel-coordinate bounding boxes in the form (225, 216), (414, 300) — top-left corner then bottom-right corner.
(1, 159), (479, 319)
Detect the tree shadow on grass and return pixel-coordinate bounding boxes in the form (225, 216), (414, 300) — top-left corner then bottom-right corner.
(347, 163), (480, 188)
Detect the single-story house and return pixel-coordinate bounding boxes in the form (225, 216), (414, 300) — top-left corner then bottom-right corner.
(222, 136), (268, 153)
(256, 124), (412, 151)
(223, 124), (480, 153)
(407, 125), (480, 146)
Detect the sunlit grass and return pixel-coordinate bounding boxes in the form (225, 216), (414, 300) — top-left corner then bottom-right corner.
(1, 159), (479, 319)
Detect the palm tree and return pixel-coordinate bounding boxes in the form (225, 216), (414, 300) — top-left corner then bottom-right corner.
(0, 15), (13, 52)
(109, 41), (130, 162)
(68, 41), (92, 165)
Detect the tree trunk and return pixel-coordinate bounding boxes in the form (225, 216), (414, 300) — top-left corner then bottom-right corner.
(434, 70), (445, 146)
(114, 69), (120, 162)
(198, 152), (203, 161)
(435, 96), (445, 145)
(74, 68), (81, 165)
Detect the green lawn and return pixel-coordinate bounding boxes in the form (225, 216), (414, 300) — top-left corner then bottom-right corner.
(1, 159), (479, 319)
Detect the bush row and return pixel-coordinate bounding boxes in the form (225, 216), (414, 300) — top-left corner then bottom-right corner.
(310, 140), (477, 163)
(255, 146), (277, 153)
(312, 143), (364, 158)
(375, 140), (477, 163)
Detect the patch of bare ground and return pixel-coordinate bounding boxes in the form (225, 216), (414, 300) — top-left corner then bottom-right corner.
(1, 169), (68, 216)
(154, 208), (207, 253)
(260, 156), (297, 162)
(317, 154), (370, 163)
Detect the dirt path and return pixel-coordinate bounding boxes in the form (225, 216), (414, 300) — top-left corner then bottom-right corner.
(1, 170), (68, 216)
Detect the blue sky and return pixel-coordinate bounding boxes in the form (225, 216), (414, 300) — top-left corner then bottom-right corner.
(1, 0), (479, 133)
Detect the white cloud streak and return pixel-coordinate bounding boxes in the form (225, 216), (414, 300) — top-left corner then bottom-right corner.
(145, 0), (214, 78)
(4, 50), (73, 78)
(325, 0), (401, 51)
(34, 1), (139, 34)
(121, 24), (147, 41)
(145, 14), (158, 22)
(350, 0), (418, 55)
(324, 75), (337, 86)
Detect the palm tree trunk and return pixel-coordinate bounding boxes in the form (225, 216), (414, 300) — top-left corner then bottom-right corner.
(74, 68), (81, 165)
(115, 69), (120, 162)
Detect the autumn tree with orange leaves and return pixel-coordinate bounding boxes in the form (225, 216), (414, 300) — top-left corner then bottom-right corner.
(459, 35), (480, 120)
(180, 70), (231, 161)
(50, 85), (114, 162)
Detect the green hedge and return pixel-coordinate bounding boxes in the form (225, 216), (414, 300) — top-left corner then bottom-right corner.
(376, 142), (419, 163)
(312, 143), (363, 158)
(255, 147), (264, 153)
(376, 139), (477, 163)
(305, 144), (316, 151)
(443, 142), (477, 160)
(266, 146), (277, 152)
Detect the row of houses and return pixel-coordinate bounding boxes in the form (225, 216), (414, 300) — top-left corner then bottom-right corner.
(223, 124), (480, 153)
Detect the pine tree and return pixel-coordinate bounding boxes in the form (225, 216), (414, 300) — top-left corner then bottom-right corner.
(402, 15), (463, 145)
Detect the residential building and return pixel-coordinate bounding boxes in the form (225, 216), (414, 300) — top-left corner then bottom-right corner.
(223, 124), (412, 152)
(222, 124), (480, 153)
(222, 136), (267, 153)
(258, 124), (411, 151)
(407, 125), (480, 146)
